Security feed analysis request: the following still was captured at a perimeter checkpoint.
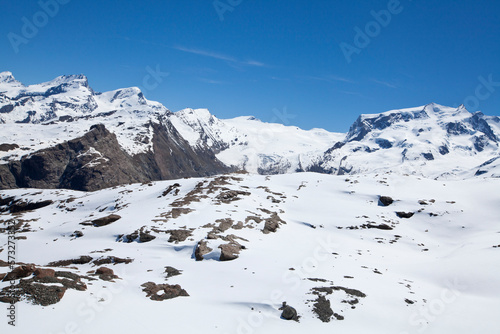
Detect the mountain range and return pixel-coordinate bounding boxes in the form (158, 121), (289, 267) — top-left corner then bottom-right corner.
(1, 71), (499, 191)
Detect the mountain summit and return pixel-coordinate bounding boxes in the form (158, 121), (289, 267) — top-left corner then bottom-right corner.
(1, 73), (499, 190)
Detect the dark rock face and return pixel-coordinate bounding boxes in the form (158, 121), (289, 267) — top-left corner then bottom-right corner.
(47, 256), (93, 267)
(164, 266), (182, 279)
(0, 122), (232, 191)
(88, 214), (121, 227)
(279, 302), (299, 321)
(312, 295), (334, 322)
(0, 143), (19, 151)
(0, 199), (53, 214)
(396, 211), (415, 219)
(378, 196), (394, 207)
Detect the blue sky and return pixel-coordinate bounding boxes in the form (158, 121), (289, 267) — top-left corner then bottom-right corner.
(1, 0), (499, 132)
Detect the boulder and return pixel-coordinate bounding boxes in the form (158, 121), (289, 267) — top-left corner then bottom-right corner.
(219, 243), (242, 261)
(279, 302), (299, 321)
(34, 268), (56, 279)
(194, 240), (212, 261)
(379, 196), (394, 206)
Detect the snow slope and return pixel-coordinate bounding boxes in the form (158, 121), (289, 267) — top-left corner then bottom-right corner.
(1, 172), (499, 333)
(170, 108), (344, 174)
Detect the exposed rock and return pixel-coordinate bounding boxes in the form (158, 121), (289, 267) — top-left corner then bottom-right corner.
(379, 196), (394, 206)
(7, 200), (53, 214)
(88, 214), (121, 227)
(71, 230), (84, 238)
(215, 218), (234, 232)
(396, 211), (415, 219)
(312, 295), (334, 322)
(216, 190), (251, 204)
(168, 208), (194, 219)
(219, 243), (243, 261)
(167, 229), (192, 243)
(0, 123), (231, 191)
(262, 212), (285, 234)
(141, 282), (189, 301)
(363, 223), (393, 230)
(1, 280), (67, 306)
(4, 264), (36, 280)
(95, 267), (118, 281)
(160, 183), (180, 197)
(0, 268), (88, 306)
(92, 256), (133, 266)
(47, 256), (93, 267)
(34, 268), (55, 279)
(139, 232), (156, 243)
(279, 302), (299, 321)
(164, 266), (182, 279)
(0, 143), (19, 152)
(194, 240), (212, 261)
(95, 267), (114, 276)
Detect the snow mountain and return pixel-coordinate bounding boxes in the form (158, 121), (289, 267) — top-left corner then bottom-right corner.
(1, 72), (499, 192)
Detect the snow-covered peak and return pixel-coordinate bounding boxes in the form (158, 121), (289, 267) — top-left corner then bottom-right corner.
(0, 71), (19, 84)
(39, 74), (89, 88)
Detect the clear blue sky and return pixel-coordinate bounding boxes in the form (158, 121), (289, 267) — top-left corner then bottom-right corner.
(1, 0), (499, 132)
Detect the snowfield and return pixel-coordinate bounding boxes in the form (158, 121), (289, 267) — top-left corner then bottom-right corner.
(1, 172), (499, 333)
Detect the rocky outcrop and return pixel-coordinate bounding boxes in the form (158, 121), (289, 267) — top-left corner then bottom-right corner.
(279, 302), (299, 321)
(0, 122), (232, 191)
(141, 282), (189, 301)
(219, 243), (243, 261)
(194, 240), (212, 261)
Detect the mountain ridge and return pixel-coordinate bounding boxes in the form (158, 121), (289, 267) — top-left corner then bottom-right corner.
(1, 72), (499, 190)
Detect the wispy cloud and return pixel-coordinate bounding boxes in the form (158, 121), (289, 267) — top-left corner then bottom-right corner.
(301, 75), (355, 84)
(197, 78), (228, 85)
(371, 79), (397, 88)
(173, 46), (266, 67)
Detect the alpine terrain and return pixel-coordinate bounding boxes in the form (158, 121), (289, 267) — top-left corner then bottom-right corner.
(0, 72), (499, 333)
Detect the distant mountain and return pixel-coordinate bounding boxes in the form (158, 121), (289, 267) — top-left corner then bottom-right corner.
(311, 103), (500, 178)
(1, 72), (499, 190)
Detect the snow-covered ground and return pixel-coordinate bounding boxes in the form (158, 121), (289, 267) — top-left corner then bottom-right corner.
(1, 172), (499, 333)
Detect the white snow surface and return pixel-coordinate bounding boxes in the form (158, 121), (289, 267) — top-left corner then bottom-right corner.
(1, 172), (499, 333)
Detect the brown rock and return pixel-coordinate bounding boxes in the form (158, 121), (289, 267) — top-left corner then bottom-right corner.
(219, 243), (242, 261)
(194, 240), (212, 261)
(4, 264), (35, 281)
(34, 268), (56, 279)
(141, 282), (189, 301)
(95, 267), (114, 276)
(90, 214), (121, 227)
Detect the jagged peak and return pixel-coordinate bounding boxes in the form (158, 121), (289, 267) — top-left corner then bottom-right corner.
(175, 108), (216, 122)
(0, 71), (23, 86)
(40, 74), (89, 88)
